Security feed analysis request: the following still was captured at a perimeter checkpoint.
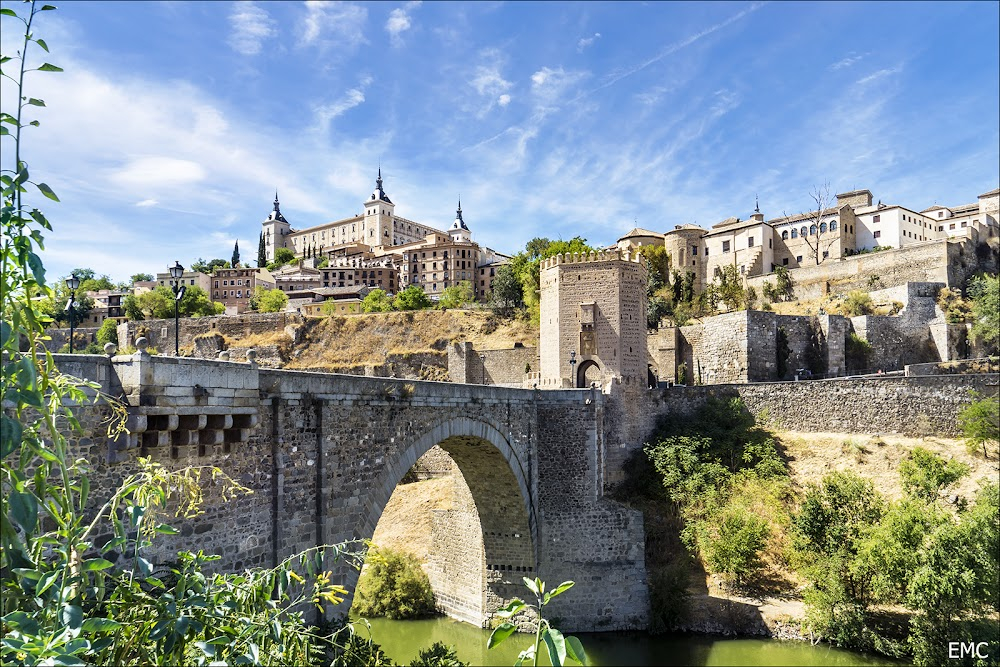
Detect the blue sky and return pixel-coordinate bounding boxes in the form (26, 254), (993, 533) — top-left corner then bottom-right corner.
(2, 1), (998, 283)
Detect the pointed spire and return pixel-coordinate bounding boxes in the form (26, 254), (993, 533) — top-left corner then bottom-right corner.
(754, 194), (760, 214)
(273, 191), (280, 212)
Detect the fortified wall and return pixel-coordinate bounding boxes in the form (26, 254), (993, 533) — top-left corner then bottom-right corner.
(115, 312), (305, 354)
(744, 232), (997, 302)
(447, 341), (539, 387)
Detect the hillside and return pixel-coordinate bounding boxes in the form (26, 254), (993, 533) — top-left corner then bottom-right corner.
(222, 309), (539, 379)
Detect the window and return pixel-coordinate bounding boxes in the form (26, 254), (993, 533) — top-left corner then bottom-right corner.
(704, 247), (709, 256)
(748, 236), (755, 247)
(830, 221), (837, 231)
(722, 240), (731, 253)
(938, 211), (943, 218)
(961, 221), (968, 228)
(949, 223), (956, 230)
(873, 214), (880, 223)
(782, 257), (789, 266)
(809, 224), (817, 235)
(874, 230), (881, 238)
(214, 281), (219, 288)
(800, 226), (807, 237)
(791, 229), (798, 239)
(796, 255), (802, 263)
(782, 230), (789, 240)
(820, 222), (827, 233)
(822, 251), (829, 259)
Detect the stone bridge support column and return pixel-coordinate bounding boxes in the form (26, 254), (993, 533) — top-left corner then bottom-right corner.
(534, 388), (649, 632)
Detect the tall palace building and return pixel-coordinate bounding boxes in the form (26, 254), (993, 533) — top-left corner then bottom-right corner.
(261, 170), (509, 302)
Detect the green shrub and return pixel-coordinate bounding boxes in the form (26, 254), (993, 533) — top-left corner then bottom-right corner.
(352, 547), (436, 620)
(698, 505), (769, 582)
(958, 390), (1000, 458)
(648, 560), (691, 634)
(898, 447), (970, 501)
(410, 641), (467, 667)
(96, 317), (118, 345)
(841, 290), (874, 316)
(845, 332), (872, 371)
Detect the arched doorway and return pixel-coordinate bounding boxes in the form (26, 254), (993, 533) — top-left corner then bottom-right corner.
(576, 359), (601, 387)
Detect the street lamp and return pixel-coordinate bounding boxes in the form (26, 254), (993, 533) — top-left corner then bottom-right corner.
(168, 261), (186, 356)
(569, 350), (577, 388)
(64, 273), (80, 354)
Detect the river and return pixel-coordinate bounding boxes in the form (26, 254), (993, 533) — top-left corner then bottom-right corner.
(358, 616), (899, 666)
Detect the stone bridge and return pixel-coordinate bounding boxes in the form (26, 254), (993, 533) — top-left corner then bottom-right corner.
(60, 351), (650, 633)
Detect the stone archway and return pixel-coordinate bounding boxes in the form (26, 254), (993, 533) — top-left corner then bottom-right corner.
(349, 417), (536, 627)
(576, 359), (601, 387)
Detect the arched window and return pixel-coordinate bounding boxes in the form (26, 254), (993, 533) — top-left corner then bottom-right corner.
(791, 228), (798, 239)
(800, 226), (807, 237)
(809, 224), (817, 235)
(830, 221), (838, 231)
(781, 230), (789, 240)
(820, 222), (827, 233)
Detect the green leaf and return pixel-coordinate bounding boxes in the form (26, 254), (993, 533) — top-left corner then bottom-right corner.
(0, 8), (17, 16)
(79, 475), (89, 509)
(487, 622), (516, 648)
(26, 98), (45, 107)
(36, 182), (59, 201)
(545, 580), (575, 603)
(29, 120), (39, 127)
(9, 491), (38, 532)
(100, 536), (126, 554)
(1, 414), (22, 459)
(81, 617), (122, 633)
(35, 38), (49, 52)
(40, 4), (58, 9)
(155, 523), (179, 535)
(35, 569), (59, 596)
(37, 63), (63, 72)
(565, 636), (587, 665)
(523, 576), (541, 596)
(82, 558), (114, 571)
(27, 252), (46, 287)
(60, 604), (83, 630)
(543, 628), (567, 667)
(0, 125), (8, 136)
(137, 556), (153, 577)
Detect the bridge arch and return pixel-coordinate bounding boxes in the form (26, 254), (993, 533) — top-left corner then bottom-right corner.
(351, 416), (537, 627)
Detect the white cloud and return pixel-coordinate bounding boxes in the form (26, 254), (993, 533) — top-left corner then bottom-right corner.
(135, 198), (158, 208)
(315, 76), (373, 129)
(301, 1), (367, 51)
(470, 50), (513, 116)
(386, 1), (421, 47)
(111, 157), (206, 189)
(829, 51), (866, 70)
(856, 66), (902, 86)
(530, 66), (588, 104)
(227, 2), (276, 56)
(577, 32), (600, 52)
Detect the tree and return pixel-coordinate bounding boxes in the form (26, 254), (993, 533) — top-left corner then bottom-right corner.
(267, 247), (295, 271)
(898, 447), (970, 502)
(841, 290), (874, 316)
(437, 280), (475, 309)
(360, 289), (394, 313)
(393, 285), (432, 311)
(130, 272), (153, 283)
(122, 293), (144, 321)
(38, 279), (94, 327)
(958, 391), (1000, 458)
(489, 264), (524, 317)
(968, 273), (999, 350)
(78, 274), (115, 292)
(96, 318), (118, 346)
(352, 547), (435, 620)
(257, 232), (266, 268)
(249, 286), (288, 313)
(714, 264), (746, 311)
(231, 239), (241, 268)
(637, 244), (670, 289)
(137, 285), (222, 319)
(790, 183), (841, 266)
(190, 258), (229, 274)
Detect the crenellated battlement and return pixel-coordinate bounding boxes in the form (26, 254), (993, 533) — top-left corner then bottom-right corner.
(540, 248), (645, 270)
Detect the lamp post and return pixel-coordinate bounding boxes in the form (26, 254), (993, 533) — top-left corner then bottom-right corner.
(480, 353), (487, 385)
(65, 273), (80, 354)
(569, 350), (577, 388)
(168, 261), (186, 356)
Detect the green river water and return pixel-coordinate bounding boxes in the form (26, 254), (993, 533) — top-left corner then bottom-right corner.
(358, 616), (900, 666)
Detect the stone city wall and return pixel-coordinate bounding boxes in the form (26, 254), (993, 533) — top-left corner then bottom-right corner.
(745, 235), (995, 302)
(447, 341), (539, 386)
(117, 312), (305, 355)
(43, 326), (101, 352)
(905, 357), (1000, 377)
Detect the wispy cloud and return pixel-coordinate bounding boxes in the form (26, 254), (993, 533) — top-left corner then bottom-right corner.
(829, 51), (866, 70)
(577, 32), (600, 52)
(135, 198), (158, 208)
(531, 66), (589, 105)
(386, 1), (421, 47)
(227, 2), (277, 56)
(315, 76), (374, 129)
(470, 49), (513, 115)
(856, 66), (902, 86)
(301, 1), (367, 51)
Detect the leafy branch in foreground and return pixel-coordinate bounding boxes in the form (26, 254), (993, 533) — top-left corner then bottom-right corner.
(488, 577), (586, 667)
